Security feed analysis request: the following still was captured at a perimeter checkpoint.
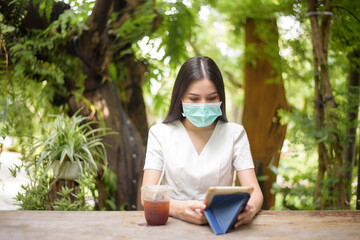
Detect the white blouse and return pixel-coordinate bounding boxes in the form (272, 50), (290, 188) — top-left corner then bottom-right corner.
(143, 120), (254, 201)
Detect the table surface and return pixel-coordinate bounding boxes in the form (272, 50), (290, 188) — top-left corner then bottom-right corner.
(0, 210), (359, 239)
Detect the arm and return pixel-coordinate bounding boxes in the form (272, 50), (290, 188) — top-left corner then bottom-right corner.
(234, 168), (263, 227)
(141, 169), (207, 225)
(141, 169), (162, 206)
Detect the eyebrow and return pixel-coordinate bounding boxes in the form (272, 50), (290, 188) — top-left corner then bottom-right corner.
(187, 92), (218, 96)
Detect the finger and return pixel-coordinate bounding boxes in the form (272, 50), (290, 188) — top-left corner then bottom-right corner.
(235, 217), (250, 228)
(234, 217), (245, 227)
(197, 202), (207, 210)
(237, 212), (245, 221)
(235, 212), (249, 227)
(234, 219), (244, 228)
(190, 201), (206, 211)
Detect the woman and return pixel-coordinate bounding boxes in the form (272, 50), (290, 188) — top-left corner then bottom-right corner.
(142, 56), (263, 227)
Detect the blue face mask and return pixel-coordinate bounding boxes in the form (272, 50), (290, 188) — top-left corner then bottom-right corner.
(182, 102), (222, 128)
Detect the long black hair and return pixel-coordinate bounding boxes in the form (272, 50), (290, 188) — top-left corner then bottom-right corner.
(163, 56), (228, 123)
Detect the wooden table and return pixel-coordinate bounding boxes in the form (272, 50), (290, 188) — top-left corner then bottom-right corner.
(0, 210), (359, 239)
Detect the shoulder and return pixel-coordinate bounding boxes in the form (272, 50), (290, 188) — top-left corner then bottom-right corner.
(149, 120), (181, 136)
(217, 121), (245, 133)
(217, 121), (248, 142)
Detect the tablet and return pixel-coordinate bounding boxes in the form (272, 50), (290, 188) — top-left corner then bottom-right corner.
(204, 186), (254, 206)
(204, 186), (254, 234)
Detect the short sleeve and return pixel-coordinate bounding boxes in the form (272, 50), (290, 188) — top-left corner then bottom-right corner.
(232, 125), (254, 171)
(143, 124), (164, 171)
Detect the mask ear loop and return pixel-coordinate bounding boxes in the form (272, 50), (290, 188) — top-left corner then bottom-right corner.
(181, 100), (186, 117)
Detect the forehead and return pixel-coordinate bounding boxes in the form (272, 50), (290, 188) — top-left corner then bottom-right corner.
(185, 78), (217, 94)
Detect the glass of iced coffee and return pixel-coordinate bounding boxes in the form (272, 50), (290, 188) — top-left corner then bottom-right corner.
(141, 185), (172, 226)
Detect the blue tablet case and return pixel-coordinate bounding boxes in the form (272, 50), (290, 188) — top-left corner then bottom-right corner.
(204, 193), (250, 235)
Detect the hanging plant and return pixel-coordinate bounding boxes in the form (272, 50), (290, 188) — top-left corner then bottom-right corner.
(28, 111), (110, 180)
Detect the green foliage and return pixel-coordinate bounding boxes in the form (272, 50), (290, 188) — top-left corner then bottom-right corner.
(272, 164), (318, 210)
(15, 176), (52, 210)
(8, 28), (85, 94)
(64, 0), (95, 23)
(12, 148), (98, 211)
(331, 0), (360, 55)
(52, 186), (91, 211)
(2, 0), (30, 26)
(12, 111), (115, 211)
(46, 8), (88, 38)
(8, 163), (21, 177)
(0, 1), (87, 157)
(101, 169), (118, 211)
(274, 0), (360, 209)
(0, 36), (8, 123)
(32, 0), (53, 20)
(109, 1), (157, 52)
(208, 0), (293, 30)
(27, 112), (109, 179)
(156, 0), (197, 68)
(140, 58), (172, 124)
(11, 36), (64, 84)
(14, 171), (94, 210)
(0, 72), (55, 156)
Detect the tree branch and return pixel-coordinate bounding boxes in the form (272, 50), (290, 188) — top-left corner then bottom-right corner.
(307, 0), (335, 108)
(333, 5), (360, 23)
(225, 71), (242, 88)
(86, 0), (114, 36)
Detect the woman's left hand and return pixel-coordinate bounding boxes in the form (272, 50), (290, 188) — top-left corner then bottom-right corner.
(234, 204), (257, 228)
(234, 169), (264, 228)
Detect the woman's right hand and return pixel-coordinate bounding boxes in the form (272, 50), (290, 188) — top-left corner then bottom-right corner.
(169, 199), (208, 225)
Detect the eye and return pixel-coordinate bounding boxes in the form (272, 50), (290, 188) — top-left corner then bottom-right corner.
(207, 96), (218, 101)
(189, 98), (199, 102)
